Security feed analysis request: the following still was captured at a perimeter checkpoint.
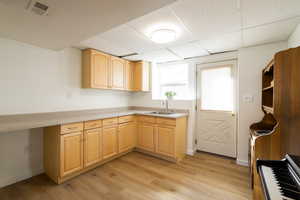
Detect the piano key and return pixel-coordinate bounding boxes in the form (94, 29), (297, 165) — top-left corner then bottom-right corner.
(281, 189), (300, 199)
(261, 166), (284, 200)
(278, 182), (299, 191)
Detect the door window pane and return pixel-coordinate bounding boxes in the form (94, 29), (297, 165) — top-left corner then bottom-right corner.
(201, 66), (233, 111)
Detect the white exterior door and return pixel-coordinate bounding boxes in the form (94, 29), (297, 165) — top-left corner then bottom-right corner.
(196, 61), (237, 158)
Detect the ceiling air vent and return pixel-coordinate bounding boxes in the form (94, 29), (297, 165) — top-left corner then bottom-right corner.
(27, 0), (49, 16)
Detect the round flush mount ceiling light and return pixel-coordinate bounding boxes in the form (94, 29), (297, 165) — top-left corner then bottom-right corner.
(150, 29), (177, 44)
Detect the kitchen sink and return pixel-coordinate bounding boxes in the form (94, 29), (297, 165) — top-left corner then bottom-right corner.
(150, 111), (174, 115)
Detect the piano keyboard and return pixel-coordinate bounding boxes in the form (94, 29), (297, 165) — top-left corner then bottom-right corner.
(261, 166), (300, 200)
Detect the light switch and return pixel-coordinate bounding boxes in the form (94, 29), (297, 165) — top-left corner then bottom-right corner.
(243, 94), (254, 103)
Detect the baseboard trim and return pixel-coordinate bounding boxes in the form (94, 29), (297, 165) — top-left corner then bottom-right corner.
(0, 168), (44, 189)
(236, 159), (249, 166)
(186, 148), (195, 156)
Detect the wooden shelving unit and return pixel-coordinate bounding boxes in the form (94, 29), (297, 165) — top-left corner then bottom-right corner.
(262, 59), (274, 113)
(250, 58), (277, 199)
(250, 46), (300, 200)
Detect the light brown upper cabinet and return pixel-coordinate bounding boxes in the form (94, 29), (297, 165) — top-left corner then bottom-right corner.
(133, 61), (150, 92)
(82, 49), (111, 89)
(125, 61), (134, 91)
(82, 49), (150, 92)
(111, 56), (125, 90)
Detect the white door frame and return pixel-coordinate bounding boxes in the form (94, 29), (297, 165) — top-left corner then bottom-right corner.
(196, 59), (238, 157)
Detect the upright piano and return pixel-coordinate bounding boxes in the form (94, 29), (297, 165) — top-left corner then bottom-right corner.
(257, 155), (300, 200)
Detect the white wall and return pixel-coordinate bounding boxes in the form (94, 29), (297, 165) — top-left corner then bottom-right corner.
(0, 38), (131, 188)
(0, 38), (131, 115)
(0, 129), (43, 188)
(288, 24), (300, 48)
(237, 42), (287, 165)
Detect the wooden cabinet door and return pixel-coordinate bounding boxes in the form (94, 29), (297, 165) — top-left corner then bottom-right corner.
(60, 132), (83, 177)
(118, 123), (136, 153)
(111, 57), (125, 90)
(84, 128), (102, 167)
(91, 51), (110, 89)
(125, 61), (134, 91)
(138, 123), (155, 152)
(131, 122), (138, 147)
(133, 61), (142, 91)
(133, 61), (150, 92)
(102, 126), (118, 159)
(156, 126), (175, 157)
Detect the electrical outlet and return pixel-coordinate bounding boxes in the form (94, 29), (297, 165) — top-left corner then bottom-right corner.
(243, 94), (254, 103)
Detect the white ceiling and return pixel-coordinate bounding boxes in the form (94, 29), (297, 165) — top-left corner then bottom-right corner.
(0, 0), (299, 60)
(77, 0), (300, 63)
(0, 0), (175, 49)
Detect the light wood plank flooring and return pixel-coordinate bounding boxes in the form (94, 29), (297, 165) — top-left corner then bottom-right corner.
(0, 152), (252, 200)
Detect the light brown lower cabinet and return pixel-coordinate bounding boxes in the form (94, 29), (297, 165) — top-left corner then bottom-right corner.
(137, 123), (156, 152)
(84, 128), (102, 167)
(136, 116), (187, 161)
(44, 115), (187, 184)
(60, 131), (84, 177)
(44, 122), (105, 184)
(102, 126), (118, 159)
(118, 122), (136, 153)
(156, 126), (175, 157)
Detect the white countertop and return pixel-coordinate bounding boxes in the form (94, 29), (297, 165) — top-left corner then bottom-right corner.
(0, 109), (188, 133)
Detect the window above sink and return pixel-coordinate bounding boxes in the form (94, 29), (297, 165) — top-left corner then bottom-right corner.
(152, 62), (194, 100)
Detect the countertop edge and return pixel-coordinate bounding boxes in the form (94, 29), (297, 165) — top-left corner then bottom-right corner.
(0, 110), (188, 133)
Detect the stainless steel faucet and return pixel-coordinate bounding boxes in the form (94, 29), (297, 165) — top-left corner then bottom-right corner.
(165, 99), (169, 113)
(161, 99), (171, 114)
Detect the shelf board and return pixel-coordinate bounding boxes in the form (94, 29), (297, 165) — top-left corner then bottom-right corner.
(263, 59), (274, 73)
(262, 85), (274, 91)
(263, 105), (274, 114)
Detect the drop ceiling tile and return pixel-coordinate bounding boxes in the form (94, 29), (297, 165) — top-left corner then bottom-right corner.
(196, 31), (242, 53)
(170, 0), (241, 39)
(142, 49), (182, 63)
(242, 17), (300, 47)
(168, 42), (209, 58)
(100, 24), (160, 54)
(126, 49), (181, 63)
(78, 36), (134, 56)
(127, 6), (195, 47)
(242, 0), (300, 28)
(123, 54), (144, 61)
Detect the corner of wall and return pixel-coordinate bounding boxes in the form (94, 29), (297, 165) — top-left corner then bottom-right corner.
(288, 24), (300, 48)
(186, 148), (196, 156)
(236, 159), (249, 167)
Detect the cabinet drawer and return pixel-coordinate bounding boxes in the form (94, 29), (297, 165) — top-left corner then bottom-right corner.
(103, 118), (118, 126)
(84, 120), (102, 130)
(61, 122), (83, 134)
(139, 116), (156, 124)
(119, 115), (134, 124)
(157, 118), (176, 126)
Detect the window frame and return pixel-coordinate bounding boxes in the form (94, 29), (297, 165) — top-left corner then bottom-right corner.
(152, 62), (193, 100)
